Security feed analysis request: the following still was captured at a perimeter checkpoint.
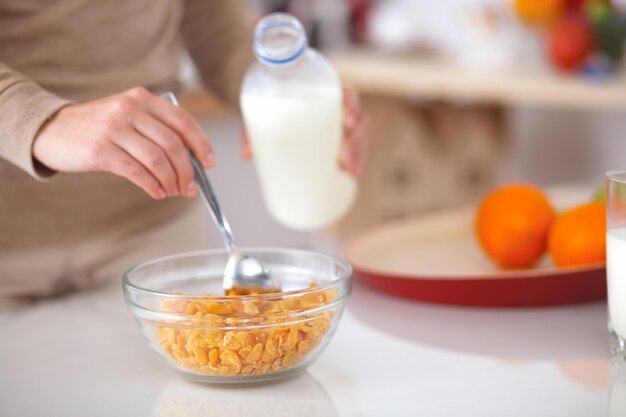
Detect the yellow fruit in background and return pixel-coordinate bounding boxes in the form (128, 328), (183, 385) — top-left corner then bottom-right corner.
(475, 184), (556, 268)
(513, 0), (565, 25)
(548, 202), (606, 268)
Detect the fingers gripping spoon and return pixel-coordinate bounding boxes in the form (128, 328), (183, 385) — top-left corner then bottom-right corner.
(161, 92), (280, 295)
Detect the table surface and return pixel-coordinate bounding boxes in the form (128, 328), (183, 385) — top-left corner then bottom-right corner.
(330, 49), (626, 112)
(0, 273), (618, 417)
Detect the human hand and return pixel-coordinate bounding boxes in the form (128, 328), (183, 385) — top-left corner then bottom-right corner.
(338, 85), (368, 177)
(240, 85), (368, 176)
(33, 87), (214, 200)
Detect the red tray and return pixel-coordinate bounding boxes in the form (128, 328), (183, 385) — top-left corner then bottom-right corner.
(344, 187), (606, 307)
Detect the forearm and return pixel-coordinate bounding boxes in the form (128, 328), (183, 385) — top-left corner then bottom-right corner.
(0, 63), (72, 179)
(181, 0), (255, 111)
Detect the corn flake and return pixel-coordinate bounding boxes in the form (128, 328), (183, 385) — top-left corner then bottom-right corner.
(158, 287), (335, 377)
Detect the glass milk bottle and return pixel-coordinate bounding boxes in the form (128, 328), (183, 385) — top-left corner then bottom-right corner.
(240, 13), (356, 230)
(607, 169), (626, 357)
(610, 359), (626, 417)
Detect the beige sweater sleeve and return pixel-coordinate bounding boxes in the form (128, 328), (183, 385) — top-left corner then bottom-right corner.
(181, 0), (254, 111)
(0, 63), (72, 179)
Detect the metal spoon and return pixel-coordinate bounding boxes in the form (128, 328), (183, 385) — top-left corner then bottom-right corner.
(160, 92), (280, 294)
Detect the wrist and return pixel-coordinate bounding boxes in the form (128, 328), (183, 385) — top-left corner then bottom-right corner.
(32, 105), (69, 177)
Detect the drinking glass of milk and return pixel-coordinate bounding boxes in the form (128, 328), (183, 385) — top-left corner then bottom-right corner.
(240, 13), (357, 231)
(607, 170), (626, 358)
(610, 359), (626, 417)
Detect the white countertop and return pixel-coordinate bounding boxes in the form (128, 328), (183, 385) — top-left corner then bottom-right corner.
(0, 276), (614, 417)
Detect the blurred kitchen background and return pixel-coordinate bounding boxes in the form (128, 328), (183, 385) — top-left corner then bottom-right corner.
(179, 0), (626, 250)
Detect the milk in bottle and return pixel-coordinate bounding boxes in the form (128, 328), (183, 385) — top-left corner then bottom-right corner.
(240, 13), (356, 230)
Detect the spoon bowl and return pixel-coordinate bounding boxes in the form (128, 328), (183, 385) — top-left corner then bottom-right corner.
(223, 250), (278, 293)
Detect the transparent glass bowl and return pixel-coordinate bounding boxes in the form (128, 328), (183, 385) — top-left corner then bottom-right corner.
(123, 248), (351, 384)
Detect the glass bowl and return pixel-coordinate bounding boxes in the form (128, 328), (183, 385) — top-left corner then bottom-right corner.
(123, 248), (351, 384)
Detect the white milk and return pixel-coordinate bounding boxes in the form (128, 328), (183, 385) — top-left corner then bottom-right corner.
(241, 88), (356, 230)
(607, 228), (626, 339)
(610, 374), (626, 417)
(241, 13), (357, 230)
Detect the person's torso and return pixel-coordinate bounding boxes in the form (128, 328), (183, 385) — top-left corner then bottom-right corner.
(0, 0), (185, 99)
(0, 0), (191, 250)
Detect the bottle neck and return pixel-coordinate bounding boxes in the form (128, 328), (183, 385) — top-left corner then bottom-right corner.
(253, 13), (308, 67)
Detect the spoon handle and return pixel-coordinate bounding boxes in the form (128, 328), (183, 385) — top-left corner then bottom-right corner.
(160, 92), (237, 252)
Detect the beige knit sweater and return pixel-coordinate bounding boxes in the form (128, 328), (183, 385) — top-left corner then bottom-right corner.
(0, 0), (253, 250)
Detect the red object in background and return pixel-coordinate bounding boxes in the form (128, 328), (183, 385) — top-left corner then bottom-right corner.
(348, 0), (371, 43)
(566, 0), (612, 12)
(354, 267), (606, 308)
(565, 0), (587, 11)
(548, 15), (594, 70)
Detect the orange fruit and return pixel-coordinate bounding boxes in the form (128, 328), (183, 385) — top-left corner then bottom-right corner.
(513, 0), (565, 25)
(548, 202), (606, 268)
(475, 184), (556, 268)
